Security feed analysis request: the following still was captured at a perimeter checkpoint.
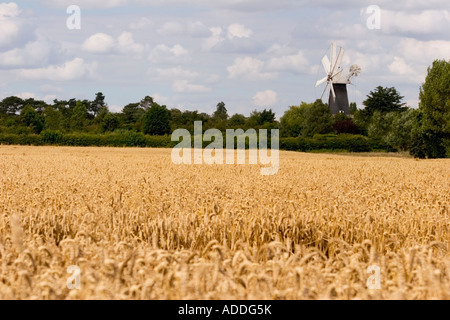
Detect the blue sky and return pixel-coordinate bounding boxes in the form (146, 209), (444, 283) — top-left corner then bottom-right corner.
(1, 1), (449, 117)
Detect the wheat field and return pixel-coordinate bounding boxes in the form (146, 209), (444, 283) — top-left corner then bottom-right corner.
(0, 146), (449, 300)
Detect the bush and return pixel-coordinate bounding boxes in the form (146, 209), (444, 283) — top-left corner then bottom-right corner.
(42, 130), (64, 145)
(0, 132), (393, 153)
(279, 135), (381, 153)
(0, 134), (43, 146)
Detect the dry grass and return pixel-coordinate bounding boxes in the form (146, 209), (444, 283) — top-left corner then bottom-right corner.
(0, 146), (449, 300)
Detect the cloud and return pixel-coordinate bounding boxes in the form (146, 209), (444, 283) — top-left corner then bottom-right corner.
(0, 2), (21, 48)
(382, 9), (450, 36)
(129, 17), (153, 30)
(154, 67), (220, 84)
(266, 51), (311, 74)
(17, 58), (97, 81)
(157, 22), (185, 36)
(82, 33), (116, 54)
(203, 24), (258, 53)
(389, 57), (415, 76)
(227, 24), (253, 39)
(40, 84), (63, 94)
(0, 39), (52, 68)
(14, 92), (36, 100)
(172, 80), (211, 93)
(40, 0), (299, 11)
(117, 32), (145, 55)
(253, 90), (277, 107)
(82, 32), (145, 56)
(396, 38), (450, 65)
(149, 44), (190, 64)
(203, 27), (225, 50)
(227, 57), (277, 80)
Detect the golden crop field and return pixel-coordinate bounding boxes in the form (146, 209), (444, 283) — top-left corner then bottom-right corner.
(0, 146), (449, 300)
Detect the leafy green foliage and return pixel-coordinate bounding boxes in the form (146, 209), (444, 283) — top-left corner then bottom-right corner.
(102, 113), (121, 132)
(362, 86), (407, 117)
(142, 104), (171, 136)
(302, 100), (333, 137)
(410, 59), (450, 158)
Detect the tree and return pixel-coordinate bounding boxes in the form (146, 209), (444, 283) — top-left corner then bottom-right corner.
(248, 109), (276, 127)
(122, 103), (144, 124)
(367, 111), (391, 141)
(70, 101), (89, 131)
(280, 102), (311, 137)
(102, 113), (120, 132)
(0, 96), (24, 116)
(302, 99), (333, 137)
(362, 86), (406, 117)
(89, 92), (106, 117)
(350, 102), (358, 115)
(139, 96), (154, 111)
(20, 105), (44, 134)
(385, 108), (418, 151)
(411, 59), (450, 158)
(212, 102), (229, 121)
(23, 98), (48, 113)
(142, 104), (171, 135)
(43, 106), (64, 131)
(229, 114), (247, 127)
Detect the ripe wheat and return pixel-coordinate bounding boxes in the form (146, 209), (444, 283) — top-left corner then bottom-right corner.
(0, 146), (449, 300)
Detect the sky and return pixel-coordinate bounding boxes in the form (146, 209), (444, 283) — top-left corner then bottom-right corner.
(0, 1), (449, 117)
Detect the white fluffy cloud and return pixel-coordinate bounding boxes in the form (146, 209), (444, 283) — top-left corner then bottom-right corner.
(266, 51), (311, 74)
(149, 44), (190, 64)
(0, 39), (51, 67)
(203, 27), (225, 50)
(17, 58), (97, 81)
(0, 2), (21, 48)
(227, 24), (253, 39)
(82, 32), (145, 56)
(227, 57), (277, 81)
(82, 33), (116, 54)
(389, 57), (415, 76)
(173, 80), (211, 93)
(382, 9), (450, 35)
(117, 32), (145, 55)
(396, 38), (450, 65)
(253, 90), (277, 107)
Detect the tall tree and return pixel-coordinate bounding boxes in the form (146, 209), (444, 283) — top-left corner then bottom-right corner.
(411, 59), (450, 158)
(280, 102), (312, 137)
(122, 103), (144, 124)
(302, 99), (333, 137)
(362, 86), (406, 117)
(142, 103), (171, 135)
(248, 109), (276, 127)
(20, 105), (44, 134)
(229, 114), (247, 128)
(102, 113), (120, 132)
(212, 102), (229, 121)
(43, 106), (64, 131)
(139, 96), (154, 111)
(0, 96), (24, 116)
(70, 101), (89, 131)
(89, 92), (106, 117)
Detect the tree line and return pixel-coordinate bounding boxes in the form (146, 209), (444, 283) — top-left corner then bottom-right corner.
(0, 59), (448, 158)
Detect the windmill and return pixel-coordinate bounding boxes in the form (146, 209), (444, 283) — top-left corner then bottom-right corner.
(315, 43), (361, 115)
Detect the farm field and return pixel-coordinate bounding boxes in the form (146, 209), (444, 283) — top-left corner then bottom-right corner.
(0, 146), (449, 300)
